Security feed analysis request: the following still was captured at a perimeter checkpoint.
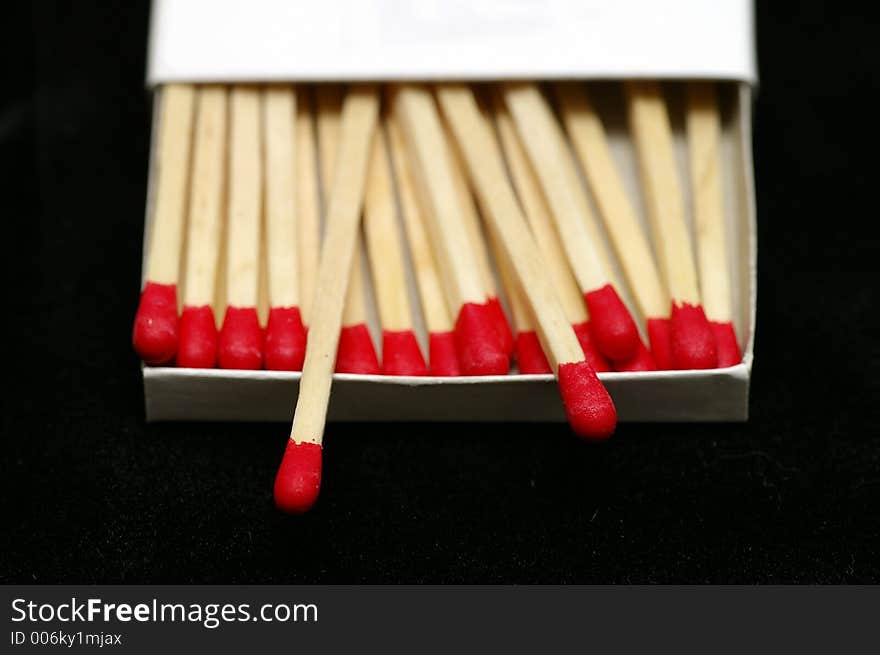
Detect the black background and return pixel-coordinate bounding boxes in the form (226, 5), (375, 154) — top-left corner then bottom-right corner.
(2, 3), (878, 583)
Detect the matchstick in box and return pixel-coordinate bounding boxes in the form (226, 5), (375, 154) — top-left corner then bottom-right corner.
(551, 82), (671, 369)
(685, 82), (742, 367)
(316, 85), (381, 375)
(501, 83), (641, 363)
(394, 85), (510, 376)
(625, 81), (718, 369)
(435, 83), (616, 440)
(386, 113), (461, 376)
(296, 89), (322, 327)
(274, 85), (379, 514)
(489, 90), (612, 374)
(217, 85), (264, 369)
(177, 85), (226, 368)
(363, 122), (428, 376)
(133, 84), (195, 365)
(261, 85), (307, 370)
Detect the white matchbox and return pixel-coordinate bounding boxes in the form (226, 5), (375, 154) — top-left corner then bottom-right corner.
(141, 0), (757, 423)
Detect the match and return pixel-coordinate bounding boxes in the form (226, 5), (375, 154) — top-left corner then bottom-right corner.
(501, 83), (640, 362)
(436, 83), (616, 440)
(177, 85), (226, 369)
(685, 82), (743, 368)
(296, 89), (322, 327)
(217, 85), (264, 370)
(274, 85), (379, 514)
(133, 84), (195, 365)
(625, 81), (717, 369)
(363, 122), (428, 376)
(262, 85), (307, 371)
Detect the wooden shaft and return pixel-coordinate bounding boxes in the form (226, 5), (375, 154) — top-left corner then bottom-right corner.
(290, 85), (379, 445)
(501, 83), (608, 294)
(146, 83), (196, 284)
(364, 125), (413, 331)
(296, 89), (322, 325)
(491, 94), (588, 325)
(182, 85), (226, 306)
(485, 209), (531, 332)
(394, 85), (486, 309)
(264, 85), (299, 308)
(553, 83), (668, 318)
(386, 114), (454, 333)
(435, 84), (584, 370)
(625, 81), (700, 305)
(226, 85), (262, 308)
(686, 82), (732, 322)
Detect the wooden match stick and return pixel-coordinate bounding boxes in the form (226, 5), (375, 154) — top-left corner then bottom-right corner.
(436, 83), (616, 440)
(217, 85), (264, 370)
(296, 89), (321, 326)
(551, 82), (670, 369)
(386, 113), (461, 376)
(444, 123), (515, 359)
(263, 85), (307, 371)
(490, 91), (613, 374)
(176, 85), (226, 368)
(363, 123), (428, 376)
(501, 83), (640, 362)
(132, 83), (195, 364)
(685, 82), (742, 368)
(317, 85), (380, 374)
(274, 85), (379, 514)
(394, 84), (509, 376)
(625, 81), (717, 369)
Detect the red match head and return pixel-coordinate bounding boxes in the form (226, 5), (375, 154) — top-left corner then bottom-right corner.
(711, 320), (743, 368)
(382, 329), (428, 376)
(264, 306), (307, 371)
(613, 338), (658, 372)
(571, 321), (613, 373)
(132, 282), (178, 365)
(557, 360), (617, 441)
(177, 304), (218, 368)
(218, 306), (264, 370)
(274, 440), (322, 514)
(646, 317), (674, 370)
(336, 323), (381, 374)
(670, 302), (717, 370)
(583, 284), (640, 361)
(515, 330), (552, 374)
(486, 296), (515, 358)
(428, 331), (461, 376)
(454, 302), (510, 376)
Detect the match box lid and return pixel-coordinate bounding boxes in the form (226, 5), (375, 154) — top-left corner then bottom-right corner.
(147, 0), (757, 85)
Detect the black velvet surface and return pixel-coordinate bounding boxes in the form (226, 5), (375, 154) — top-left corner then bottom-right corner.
(1, 3), (878, 583)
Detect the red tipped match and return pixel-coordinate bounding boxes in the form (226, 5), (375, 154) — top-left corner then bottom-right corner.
(382, 329), (428, 376)
(711, 320), (742, 368)
(177, 305), (218, 368)
(428, 331), (461, 376)
(557, 360), (617, 441)
(572, 321), (613, 373)
(487, 296), (515, 358)
(613, 338), (658, 372)
(265, 306), (307, 371)
(454, 302), (510, 376)
(132, 282), (178, 365)
(218, 306), (263, 370)
(670, 302), (717, 370)
(583, 284), (640, 361)
(336, 323), (381, 374)
(274, 440), (322, 514)
(515, 330), (552, 374)
(646, 317), (674, 370)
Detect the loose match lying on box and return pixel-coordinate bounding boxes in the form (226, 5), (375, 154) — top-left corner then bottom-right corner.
(134, 81), (745, 511)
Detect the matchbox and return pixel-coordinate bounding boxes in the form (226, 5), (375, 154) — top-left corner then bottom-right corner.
(141, 0), (757, 423)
